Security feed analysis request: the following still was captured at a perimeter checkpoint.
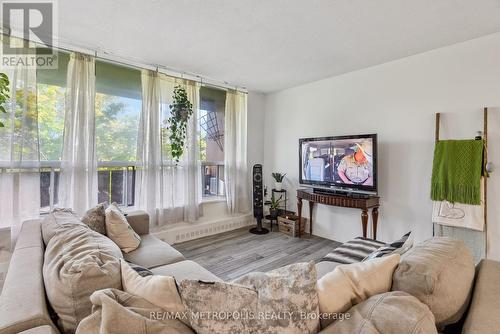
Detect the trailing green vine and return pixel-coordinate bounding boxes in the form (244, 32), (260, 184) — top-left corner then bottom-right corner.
(168, 85), (193, 162)
(0, 73), (10, 127)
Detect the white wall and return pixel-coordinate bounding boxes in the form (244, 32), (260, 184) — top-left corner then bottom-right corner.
(248, 91), (266, 171)
(263, 33), (500, 260)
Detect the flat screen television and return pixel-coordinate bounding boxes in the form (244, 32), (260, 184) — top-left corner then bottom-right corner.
(299, 134), (377, 194)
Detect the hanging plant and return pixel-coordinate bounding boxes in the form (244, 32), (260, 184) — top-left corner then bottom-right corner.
(167, 85), (193, 162)
(0, 73), (10, 127)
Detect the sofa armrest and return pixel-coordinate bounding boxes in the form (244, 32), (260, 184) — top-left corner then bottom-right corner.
(462, 259), (500, 334)
(126, 210), (150, 235)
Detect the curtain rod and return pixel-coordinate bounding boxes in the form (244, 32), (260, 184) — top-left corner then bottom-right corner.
(1, 28), (248, 94)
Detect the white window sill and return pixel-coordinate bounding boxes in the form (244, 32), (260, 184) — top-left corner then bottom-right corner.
(201, 196), (226, 204)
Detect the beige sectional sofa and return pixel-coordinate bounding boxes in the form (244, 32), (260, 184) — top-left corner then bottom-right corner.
(0, 211), (499, 333)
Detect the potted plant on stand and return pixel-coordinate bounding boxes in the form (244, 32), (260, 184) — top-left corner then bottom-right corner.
(271, 172), (286, 191)
(269, 195), (283, 218)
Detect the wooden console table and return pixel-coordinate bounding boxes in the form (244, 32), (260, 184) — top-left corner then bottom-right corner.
(296, 188), (380, 239)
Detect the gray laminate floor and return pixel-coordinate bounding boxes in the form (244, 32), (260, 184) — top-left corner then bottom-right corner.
(173, 225), (342, 281)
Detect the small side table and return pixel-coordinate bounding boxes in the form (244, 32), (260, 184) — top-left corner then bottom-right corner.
(265, 215), (278, 232)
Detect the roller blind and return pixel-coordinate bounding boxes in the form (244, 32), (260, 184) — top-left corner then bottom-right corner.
(96, 60), (141, 100)
(37, 54), (142, 101)
(35, 50), (69, 87)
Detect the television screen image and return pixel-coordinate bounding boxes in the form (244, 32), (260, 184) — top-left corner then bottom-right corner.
(300, 134), (377, 192)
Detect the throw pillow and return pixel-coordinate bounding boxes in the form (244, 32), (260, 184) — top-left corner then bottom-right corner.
(317, 253), (400, 328)
(82, 203), (107, 235)
(105, 203), (141, 253)
(392, 237), (474, 330)
(126, 261), (154, 277)
(327, 291), (437, 334)
(179, 262), (320, 334)
(43, 224), (123, 333)
(41, 208), (88, 246)
(120, 259), (185, 315)
(363, 231), (413, 260)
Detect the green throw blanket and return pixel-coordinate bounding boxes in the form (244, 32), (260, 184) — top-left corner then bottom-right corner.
(431, 139), (484, 205)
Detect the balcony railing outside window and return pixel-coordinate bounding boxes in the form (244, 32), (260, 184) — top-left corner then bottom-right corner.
(39, 162), (136, 213)
(202, 162), (225, 198)
(39, 161), (224, 212)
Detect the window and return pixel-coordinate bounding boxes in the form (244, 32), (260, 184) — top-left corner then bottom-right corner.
(37, 56), (142, 211)
(198, 87), (226, 198)
(95, 60), (142, 206)
(11, 46), (225, 214)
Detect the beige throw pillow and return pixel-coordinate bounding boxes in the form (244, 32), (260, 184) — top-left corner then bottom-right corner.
(317, 253), (400, 328)
(392, 237), (474, 329)
(105, 203), (141, 253)
(43, 224), (123, 333)
(120, 259), (185, 314)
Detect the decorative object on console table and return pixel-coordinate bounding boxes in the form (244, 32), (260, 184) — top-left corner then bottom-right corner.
(296, 188), (380, 239)
(278, 215), (306, 237)
(271, 172), (286, 191)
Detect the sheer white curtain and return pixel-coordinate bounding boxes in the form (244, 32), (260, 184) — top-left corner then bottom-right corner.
(224, 90), (250, 213)
(0, 36), (40, 246)
(181, 80), (202, 222)
(136, 71), (163, 225)
(136, 71), (201, 227)
(58, 53), (97, 216)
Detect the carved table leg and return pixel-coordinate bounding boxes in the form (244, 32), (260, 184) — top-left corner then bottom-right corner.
(372, 207), (379, 240)
(309, 201), (314, 236)
(297, 197), (303, 238)
(361, 209), (368, 238)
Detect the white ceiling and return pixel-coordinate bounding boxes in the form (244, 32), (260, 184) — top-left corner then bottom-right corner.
(23, 0), (500, 92)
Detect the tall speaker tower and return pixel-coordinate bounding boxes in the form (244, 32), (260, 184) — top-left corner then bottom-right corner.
(249, 164), (269, 234)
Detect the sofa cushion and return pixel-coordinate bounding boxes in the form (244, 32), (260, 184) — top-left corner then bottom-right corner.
(41, 209), (87, 246)
(125, 210), (150, 235)
(317, 254), (400, 328)
(179, 262), (320, 334)
(324, 291), (437, 334)
(151, 260), (222, 282)
(81, 203), (106, 235)
(105, 203), (141, 253)
(315, 261), (341, 279)
(43, 224), (123, 333)
(392, 237), (474, 329)
(123, 234), (184, 269)
(462, 259), (500, 334)
(121, 260), (185, 315)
